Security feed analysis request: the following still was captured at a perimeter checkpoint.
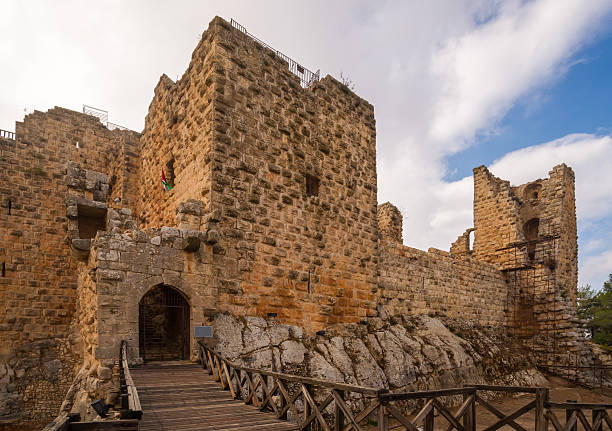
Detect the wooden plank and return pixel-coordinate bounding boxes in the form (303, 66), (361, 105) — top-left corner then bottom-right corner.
(380, 387), (473, 401)
(481, 400), (536, 431)
(432, 398), (464, 431)
(576, 409), (594, 431)
(301, 387), (332, 431)
(565, 411), (577, 431)
(131, 363), (299, 431)
(475, 395), (528, 431)
(342, 399), (380, 431)
(222, 361), (236, 399)
(68, 420), (139, 430)
(377, 404), (387, 431)
(277, 379), (301, 424)
(547, 402), (612, 409)
(412, 399), (434, 426)
(385, 404), (420, 431)
(546, 410), (565, 431)
(471, 385), (538, 394)
(332, 390), (361, 431)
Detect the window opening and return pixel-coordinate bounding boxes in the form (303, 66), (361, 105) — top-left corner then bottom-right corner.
(468, 229), (475, 251)
(77, 204), (107, 239)
(524, 218), (540, 260)
(524, 183), (541, 202)
(8, 200), (11, 215)
(305, 174), (319, 197)
(1, 262), (5, 277)
(165, 158), (175, 189)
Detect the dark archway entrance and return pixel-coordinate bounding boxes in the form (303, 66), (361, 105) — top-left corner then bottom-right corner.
(139, 285), (190, 361)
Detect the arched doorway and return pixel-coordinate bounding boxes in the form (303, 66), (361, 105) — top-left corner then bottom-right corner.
(139, 285), (190, 361)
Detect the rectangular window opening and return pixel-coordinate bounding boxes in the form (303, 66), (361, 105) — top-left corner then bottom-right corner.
(77, 204), (107, 239)
(8, 200), (11, 215)
(1, 262), (5, 277)
(305, 174), (320, 197)
(165, 158), (175, 188)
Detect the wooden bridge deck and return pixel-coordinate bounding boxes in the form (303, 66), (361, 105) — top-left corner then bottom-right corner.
(131, 362), (298, 431)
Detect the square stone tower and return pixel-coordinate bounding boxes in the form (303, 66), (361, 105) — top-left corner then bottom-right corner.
(138, 17), (379, 327)
(471, 164), (579, 352)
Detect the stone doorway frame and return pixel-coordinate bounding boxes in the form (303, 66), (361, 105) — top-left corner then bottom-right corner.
(138, 284), (190, 361)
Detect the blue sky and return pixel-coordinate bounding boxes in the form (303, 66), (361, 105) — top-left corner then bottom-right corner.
(446, 31), (612, 181)
(1, 0), (612, 290)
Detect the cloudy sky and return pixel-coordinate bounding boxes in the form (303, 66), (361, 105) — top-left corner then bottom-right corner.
(2, 0), (612, 290)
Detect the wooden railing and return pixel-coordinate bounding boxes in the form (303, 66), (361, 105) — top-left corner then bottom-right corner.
(546, 401), (612, 431)
(119, 340), (142, 420)
(0, 129), (15, 140)
(198, 341), (612, 431)
(379, 385), (549, 431)
(43, 341), (141, 430)
(198, 341), (385, 430)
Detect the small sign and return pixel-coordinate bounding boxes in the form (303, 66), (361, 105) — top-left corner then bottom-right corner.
(194, 326), (213, 338)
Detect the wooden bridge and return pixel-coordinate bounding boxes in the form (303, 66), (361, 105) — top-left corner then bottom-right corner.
(131, 362), (297, 430)
(45, 340), (612, 430)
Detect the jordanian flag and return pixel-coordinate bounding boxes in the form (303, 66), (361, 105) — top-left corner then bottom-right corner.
(161, 169), (173, 191)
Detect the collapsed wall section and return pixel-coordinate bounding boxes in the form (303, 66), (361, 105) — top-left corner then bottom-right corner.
(470, 165), (590, 381)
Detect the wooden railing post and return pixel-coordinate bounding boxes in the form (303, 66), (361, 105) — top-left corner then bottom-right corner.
(463, 390), (475, 431)
(334, 390), (344, 431)
(566, 400), (577, 431)
(593, 408), (604, 431)
(424, 405), (434, 431)
(378, 403), (388, 431)
(535, 388), (548, 431)
(304, 384), (312, 431)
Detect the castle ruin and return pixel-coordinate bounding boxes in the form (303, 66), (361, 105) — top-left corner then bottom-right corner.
(0, 16), (604, 427)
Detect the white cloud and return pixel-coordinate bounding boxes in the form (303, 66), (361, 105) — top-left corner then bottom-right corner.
(489, 134), (612, 221)
(430, 0), (610, 149)
(581, 250), (612, 290)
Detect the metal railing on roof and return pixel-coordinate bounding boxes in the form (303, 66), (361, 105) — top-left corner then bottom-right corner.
(230, 18), (320, 88)
(0, 129), (15, 140)
(82, 105), (130, 131)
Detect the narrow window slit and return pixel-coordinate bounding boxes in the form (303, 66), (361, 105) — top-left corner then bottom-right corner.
(165, 158), (175, 188)
(1, 262), (5, 277)
(8, 200), (11, 215)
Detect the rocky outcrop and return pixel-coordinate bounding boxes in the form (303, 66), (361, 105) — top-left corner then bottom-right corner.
(207, 313), (548, 396)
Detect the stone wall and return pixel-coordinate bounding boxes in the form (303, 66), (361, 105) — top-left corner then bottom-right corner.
(137, 42), (216, 228)
(90, 207), (218, 364)
(0, 108), (139, 425)
(208, 18), (379, 328)
(472, 164), (577, 300)
(137, 17), (379, 330)
(378, 240), (508, 327)
(470, 165), (579, 356)
(377, 202), (403, 243)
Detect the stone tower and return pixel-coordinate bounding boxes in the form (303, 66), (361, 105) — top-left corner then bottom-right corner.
(471, 164), (579, 355)
(137, 17), (379, 326)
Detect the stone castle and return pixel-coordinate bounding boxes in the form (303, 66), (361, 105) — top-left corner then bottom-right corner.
(0, 16), (600, 427)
